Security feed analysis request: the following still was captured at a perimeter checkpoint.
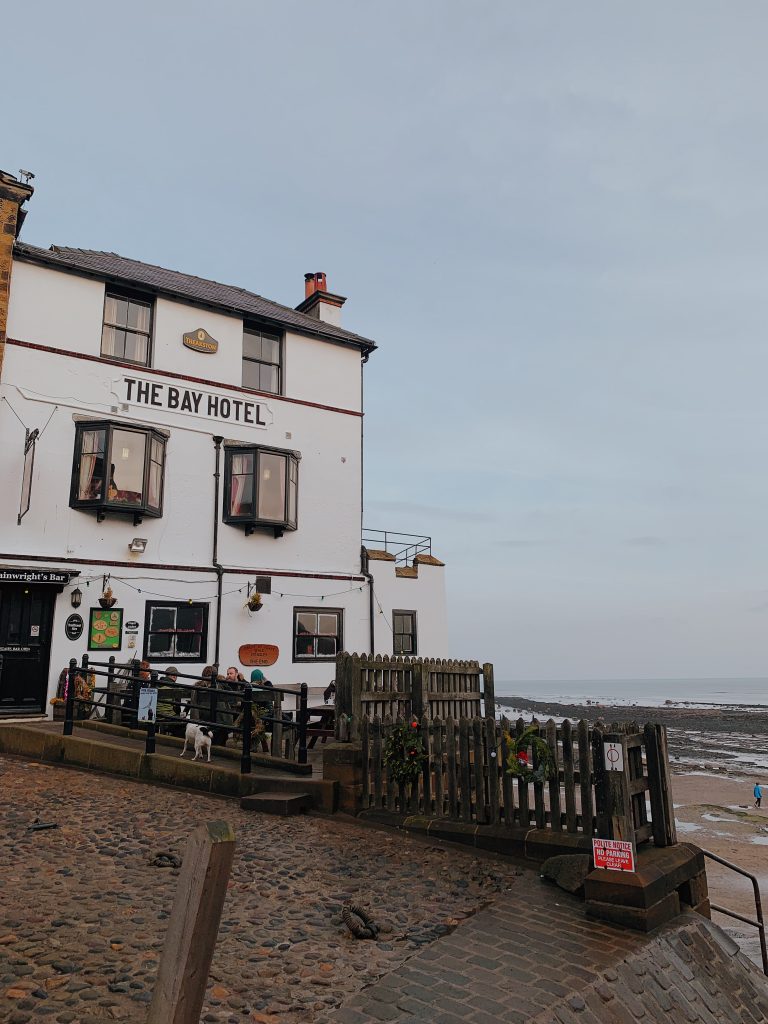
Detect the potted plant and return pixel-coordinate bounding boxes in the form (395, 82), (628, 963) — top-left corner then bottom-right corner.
(50, 697), (66, 721)
(245, 591), (263, 612)
(99, 586), (116, 609)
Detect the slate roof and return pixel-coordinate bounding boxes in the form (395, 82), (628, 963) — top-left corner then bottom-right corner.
(13, 243), (377, 354)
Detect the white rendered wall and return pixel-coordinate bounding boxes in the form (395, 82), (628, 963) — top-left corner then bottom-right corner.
(368, 561), (449, 659)
(7, 261), (362, 413)
(1, 256), (448, 709)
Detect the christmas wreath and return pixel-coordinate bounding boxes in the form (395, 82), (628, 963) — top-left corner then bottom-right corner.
(383, 719), (427, 785)
(505, 724), (556, 784)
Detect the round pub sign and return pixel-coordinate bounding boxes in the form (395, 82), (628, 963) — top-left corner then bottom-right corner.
(239, 643), (279, 668)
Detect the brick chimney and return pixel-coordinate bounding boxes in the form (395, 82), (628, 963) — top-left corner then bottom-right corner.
(0, 170), (34, 383)
(295, 271), (347, 327)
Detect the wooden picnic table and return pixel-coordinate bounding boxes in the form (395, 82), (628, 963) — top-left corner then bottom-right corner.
(306, 705), (335, 748)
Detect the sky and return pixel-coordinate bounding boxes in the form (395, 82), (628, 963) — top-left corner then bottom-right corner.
(4, 2), (768, 681)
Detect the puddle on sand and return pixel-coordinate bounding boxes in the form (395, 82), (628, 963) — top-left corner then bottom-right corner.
(751, 836), (768, 845)
(675, 821), (703, 833)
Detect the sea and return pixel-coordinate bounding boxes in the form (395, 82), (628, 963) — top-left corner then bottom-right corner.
(496, 677), (768, 711)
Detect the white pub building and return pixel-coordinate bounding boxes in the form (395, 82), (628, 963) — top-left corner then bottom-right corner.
(0, 170), (448, 717)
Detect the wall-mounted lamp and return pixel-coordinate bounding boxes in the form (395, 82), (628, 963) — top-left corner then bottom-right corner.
(71, 587), (82, 609)
(129, 538), (148, 554)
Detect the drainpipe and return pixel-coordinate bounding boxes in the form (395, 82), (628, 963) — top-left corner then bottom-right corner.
(360, 351), (375, 654)
(361, 547), (375, 656)
(212, 435), (224, 667)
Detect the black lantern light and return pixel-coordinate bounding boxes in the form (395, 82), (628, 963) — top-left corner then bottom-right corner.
(70, 586), (82, 609)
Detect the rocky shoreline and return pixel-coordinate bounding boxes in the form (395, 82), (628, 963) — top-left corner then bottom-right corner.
(497, 696), (768, 776)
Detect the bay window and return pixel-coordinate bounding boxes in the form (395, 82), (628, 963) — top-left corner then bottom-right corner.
(223, 443), (299, 536)
(70, 420), (167, 523)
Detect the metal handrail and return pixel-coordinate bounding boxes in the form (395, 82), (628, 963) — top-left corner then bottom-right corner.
(362, 528), (432, 566)
(61, 656), (309, 769)
(701, 847), (768, 976)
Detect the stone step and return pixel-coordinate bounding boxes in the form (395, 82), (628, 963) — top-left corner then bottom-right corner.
(240, 791), (313, 816)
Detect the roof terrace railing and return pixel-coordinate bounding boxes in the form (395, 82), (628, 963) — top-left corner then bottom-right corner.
(362, 529), (431, 567)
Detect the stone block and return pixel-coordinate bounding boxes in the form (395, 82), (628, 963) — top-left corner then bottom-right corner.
(144, 753), (213, 792)
(525, 828), (594, 862)
(586, 890), (680, 932)
(426, 819), (478, 847)
(62, 736), (96, 768)
(207, 765), (241, 797)
(241, 791), (312, 816)
(87, 740), (143, 778)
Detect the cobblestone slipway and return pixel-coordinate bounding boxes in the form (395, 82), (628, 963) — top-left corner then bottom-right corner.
(0, 756), (519, 1023)
(4, 755), (768, 1024)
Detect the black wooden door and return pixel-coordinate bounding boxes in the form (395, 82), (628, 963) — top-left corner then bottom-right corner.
(0, 585), (56, 714)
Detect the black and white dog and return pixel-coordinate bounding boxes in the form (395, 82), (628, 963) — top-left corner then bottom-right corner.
(180, 723), (213, 762)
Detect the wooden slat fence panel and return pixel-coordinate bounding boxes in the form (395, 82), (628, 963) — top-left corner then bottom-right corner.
(365, 713), (675, 851)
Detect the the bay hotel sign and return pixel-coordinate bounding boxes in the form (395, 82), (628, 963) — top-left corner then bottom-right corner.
(123, 377), (271, 428)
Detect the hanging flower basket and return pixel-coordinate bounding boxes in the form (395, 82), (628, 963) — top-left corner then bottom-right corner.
(245, 592), (263, 612)
(99, 586), (116, 609)
(505, 724), (556, 785)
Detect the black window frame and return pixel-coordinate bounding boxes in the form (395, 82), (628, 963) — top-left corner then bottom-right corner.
(69, 419), (167, 525)
(393, 610), (418, 656)
(223, 442), (299, 537)
(143, 600), (209, 664)
(292, 607), (343, 663)
(100, 287), (154, 367)
(242, 324), (283, 396)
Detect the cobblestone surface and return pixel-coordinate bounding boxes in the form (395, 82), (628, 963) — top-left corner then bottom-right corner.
(4, 755), (767, 1024)
(0, 756), (520, 1023)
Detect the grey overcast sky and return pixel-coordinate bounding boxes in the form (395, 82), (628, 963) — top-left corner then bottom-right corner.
(4, 2), (768, 681)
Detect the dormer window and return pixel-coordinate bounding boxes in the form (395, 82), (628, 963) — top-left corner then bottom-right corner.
(101, 290), (153, 366)
(70, 420), (167, 524)
(223, 443), (298, 536)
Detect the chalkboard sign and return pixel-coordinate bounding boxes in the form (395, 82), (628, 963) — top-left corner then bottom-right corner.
(65, 614), (84, 641)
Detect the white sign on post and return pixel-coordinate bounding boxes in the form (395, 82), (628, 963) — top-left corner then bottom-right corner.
(138, 687), (158, 723)
(603, 741), (624, 772)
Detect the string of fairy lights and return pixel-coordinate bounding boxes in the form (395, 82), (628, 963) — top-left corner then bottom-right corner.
(65, 572), (395, 633)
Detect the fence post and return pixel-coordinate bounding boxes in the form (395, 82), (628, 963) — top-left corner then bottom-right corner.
(130, 659), (141, 730)
(601, 732), (635, 854)
(644, 723), (677, 846)
(63, 658), (77, 735)
(298, 682), (308, 765)
(105, 655), (116, 724)
(240, 685), (252, 775)
(411, 661), (425, 721)
(482, 663), (495, 717)
(145, 671), (158, 754)
(146, 821), (235, 1024)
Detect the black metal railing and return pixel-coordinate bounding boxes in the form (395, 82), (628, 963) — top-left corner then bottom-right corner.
(701, 847), (768, 976)
(362, 529), (431, 567)
(61, 655), (309, 770)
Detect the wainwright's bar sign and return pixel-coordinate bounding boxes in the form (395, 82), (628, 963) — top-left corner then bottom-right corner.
(123, 377), (272, 428)
(183, 328), (219, 354)
(0, 568), (70, 584)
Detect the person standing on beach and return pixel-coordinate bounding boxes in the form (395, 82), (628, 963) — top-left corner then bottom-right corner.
(755, 783), (762, 808)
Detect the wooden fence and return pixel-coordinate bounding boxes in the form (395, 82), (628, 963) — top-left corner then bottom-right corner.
(335, 652), (494, 738)
(360, 713), (677, 849)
